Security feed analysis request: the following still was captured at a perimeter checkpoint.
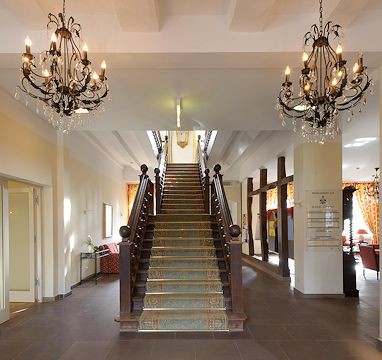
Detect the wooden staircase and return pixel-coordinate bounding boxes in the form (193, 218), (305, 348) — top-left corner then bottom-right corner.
(118, 137), (245, 332)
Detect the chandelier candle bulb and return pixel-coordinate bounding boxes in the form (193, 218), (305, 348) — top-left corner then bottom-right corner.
(336, 44), (343, 62)
(285, 66), (291, 83)
(302, 52), (309, 68)
(50, 33), (58, 52)
(83, 42), (88, 61)
(100, 60), (106, 80)
(25, 36), (32, 54)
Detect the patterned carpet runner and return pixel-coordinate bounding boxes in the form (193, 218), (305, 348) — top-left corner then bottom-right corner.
(139, 163), (228, 331)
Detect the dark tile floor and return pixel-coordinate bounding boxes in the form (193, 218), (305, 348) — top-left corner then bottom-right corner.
(0, 266), (381, 360)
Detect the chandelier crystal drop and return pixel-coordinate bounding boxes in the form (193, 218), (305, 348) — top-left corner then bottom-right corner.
(18, 0), (109, 133)
(365, 167), (380, 203)
(276, 0), (372, 144)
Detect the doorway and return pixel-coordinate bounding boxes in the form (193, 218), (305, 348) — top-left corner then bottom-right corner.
(8, 183), (35, 302)
(0, 178), (42, 325)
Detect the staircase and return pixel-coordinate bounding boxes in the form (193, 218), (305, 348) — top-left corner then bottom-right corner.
(138, 163), (229, 331)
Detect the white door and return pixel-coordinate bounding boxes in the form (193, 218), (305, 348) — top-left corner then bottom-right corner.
(9, 188), (35, 302)
(0, 179), (9, 324)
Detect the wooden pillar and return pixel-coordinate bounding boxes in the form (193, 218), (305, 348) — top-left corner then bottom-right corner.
(247, 178), (254, 255)
(119, 226), (132, 316)
(277, 157), (290, 277)
(259, 168), (269, 262)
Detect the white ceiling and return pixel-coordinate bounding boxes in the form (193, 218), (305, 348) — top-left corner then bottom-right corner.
(0, 0), (380, 182)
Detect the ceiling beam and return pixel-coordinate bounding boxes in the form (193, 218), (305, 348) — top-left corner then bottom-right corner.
(3, 0), (46, 30)
(112, 0), (161, 32)
(329, 0), (371, 28)
(228, 0), (276, 32)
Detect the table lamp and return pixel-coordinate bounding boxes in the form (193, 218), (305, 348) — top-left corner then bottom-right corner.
(357, 229), (368, 243)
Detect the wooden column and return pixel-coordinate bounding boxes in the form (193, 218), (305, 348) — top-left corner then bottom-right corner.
(259, 168), (269, 262)
(277, 157), (290, 277)
(247, 177), (254, 256)
(119, 226), (132, 316)
(229, 225), (244, 315)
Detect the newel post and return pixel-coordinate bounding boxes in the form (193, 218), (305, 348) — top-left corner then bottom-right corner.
(119, 225), (132, 316)
(229, 224), (244, 315)
(154, 168), (161, 214)
(139, 164), (148, 182)
(204, 169), (210, 214)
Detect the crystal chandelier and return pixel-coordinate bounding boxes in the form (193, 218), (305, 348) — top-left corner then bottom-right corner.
(366, 167), (379, 202)
(276, 0), (372, 144)
(17, 0), (109, 133)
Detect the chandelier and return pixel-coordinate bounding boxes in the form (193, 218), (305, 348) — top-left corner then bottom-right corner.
(17, 0), (109, 133)
(366, 167), (379, 202)
(276, 0), (372, 144)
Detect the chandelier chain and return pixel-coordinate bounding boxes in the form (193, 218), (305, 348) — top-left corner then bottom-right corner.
(319, 0), (323, 35)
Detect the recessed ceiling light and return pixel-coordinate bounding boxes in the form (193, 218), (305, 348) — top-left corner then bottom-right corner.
(344, 144), (353, 148)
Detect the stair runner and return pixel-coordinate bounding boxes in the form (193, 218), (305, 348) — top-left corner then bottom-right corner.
(139, 163), (228, 331)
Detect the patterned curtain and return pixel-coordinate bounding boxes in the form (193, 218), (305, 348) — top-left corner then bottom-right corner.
(127, 184), (139, 219)
(343, 182), (379, 244)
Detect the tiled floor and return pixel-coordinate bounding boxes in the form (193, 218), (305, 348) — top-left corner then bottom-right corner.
(0, 266), (381, 360)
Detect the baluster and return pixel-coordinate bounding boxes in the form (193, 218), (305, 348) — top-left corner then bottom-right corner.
(119, 225), (132, 316)
(229, 225), (244, 315)
(204, 169), (210, 214)
(154, 168), (161, 214)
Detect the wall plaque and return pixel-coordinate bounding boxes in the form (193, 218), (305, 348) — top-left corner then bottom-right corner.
(306, 190), (341, 248)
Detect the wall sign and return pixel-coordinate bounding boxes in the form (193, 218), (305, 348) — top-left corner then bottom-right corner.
(306, 190), (341, 247)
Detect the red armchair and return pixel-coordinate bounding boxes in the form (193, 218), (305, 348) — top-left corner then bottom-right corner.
(359, 244), (379, 279)
(100, 242), (120, 274)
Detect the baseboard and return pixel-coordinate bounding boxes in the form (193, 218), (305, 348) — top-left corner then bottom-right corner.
(242, 254), (290, 281)
(293, 288), (345, 299)
(42, 289), (72, 302)
(377, 338), (382, 352)
(71, 272), (103, 289)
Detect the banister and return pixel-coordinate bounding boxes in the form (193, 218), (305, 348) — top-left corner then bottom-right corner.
(197, 136), (210, 213)
(155, 136), (168, 214)
(212, 164), (245, 317)
(119, 164), (154, 317)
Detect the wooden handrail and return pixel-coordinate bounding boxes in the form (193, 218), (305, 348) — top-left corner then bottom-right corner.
(211, 164), (244, 316)
(203, 130), (213, 160)
(119, 164), (154, 317)
(154, 136), (168, 214)
(197, 136), (210, 213)
(152, 131), (162, 160)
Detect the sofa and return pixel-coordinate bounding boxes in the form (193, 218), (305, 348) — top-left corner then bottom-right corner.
(100, 242), (120, 274)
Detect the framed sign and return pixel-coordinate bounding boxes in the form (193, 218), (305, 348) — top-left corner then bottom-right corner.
(306, 190), (341, 248)
(103, 203), (113, 238)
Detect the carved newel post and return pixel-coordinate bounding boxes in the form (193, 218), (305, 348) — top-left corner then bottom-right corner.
(140, 164), (148, 182)
(229, 224), (244, 315)
(154, 168), (161, 214)
(119, 225), (132, 316)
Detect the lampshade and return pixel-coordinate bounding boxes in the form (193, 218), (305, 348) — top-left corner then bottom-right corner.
(357, 229), (368, 235)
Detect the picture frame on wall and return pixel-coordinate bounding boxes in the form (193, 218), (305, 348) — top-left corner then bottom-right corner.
(103, 203), (113, 238)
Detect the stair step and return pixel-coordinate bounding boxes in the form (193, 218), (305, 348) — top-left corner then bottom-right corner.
(143, 293), (225, 310)
(139, 309), (228, 331)
(142, 279), (227, 293)
(149, 247), (216, 257)
(150, 221), (213, 229)
(146, 268), (223, 280)
(150, 230), (213, 238)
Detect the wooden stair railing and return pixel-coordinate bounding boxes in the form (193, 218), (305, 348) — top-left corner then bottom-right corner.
(197, 135), (210, 214)
(211, 164), (245, 321)
(154, 135), (168, 214)
(119, 164), (154, 318)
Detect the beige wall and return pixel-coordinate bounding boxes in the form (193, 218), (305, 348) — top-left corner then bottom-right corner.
(63, 152), (127, 289)
(0, 90), (128, 298)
